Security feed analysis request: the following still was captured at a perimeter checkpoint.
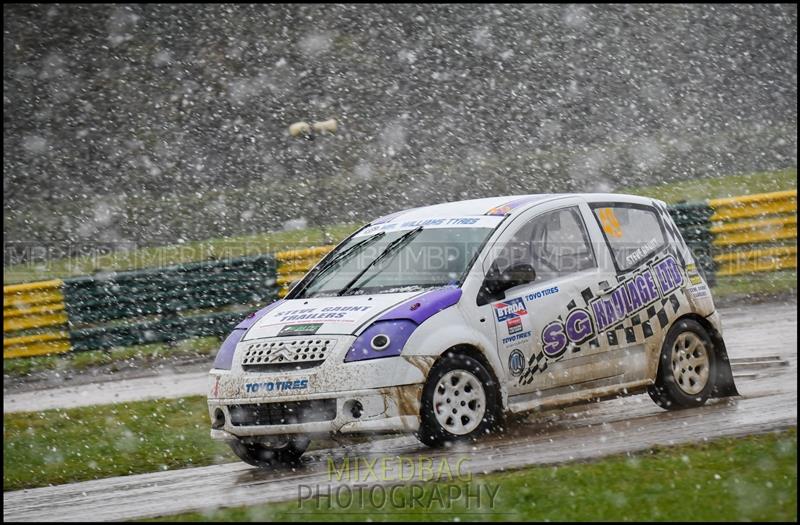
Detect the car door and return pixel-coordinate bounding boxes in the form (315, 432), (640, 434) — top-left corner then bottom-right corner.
(585, 201), (680, 382)
(479, 200), (613, 397)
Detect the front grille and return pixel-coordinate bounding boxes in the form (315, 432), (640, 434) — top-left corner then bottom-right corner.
(241, 337), (337, 372)
(228, 399), (337, 426)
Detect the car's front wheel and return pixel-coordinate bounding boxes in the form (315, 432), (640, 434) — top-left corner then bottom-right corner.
(648, 318), (717, 410)
(229, 435), (309, 468)
(417, 352), (502, 447)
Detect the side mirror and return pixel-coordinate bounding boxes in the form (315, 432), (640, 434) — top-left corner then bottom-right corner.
(479, 263), (537, 304)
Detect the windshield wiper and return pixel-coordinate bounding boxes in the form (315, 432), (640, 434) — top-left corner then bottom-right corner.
(292, 232), (385, 298)
(338, 226), (424, 296)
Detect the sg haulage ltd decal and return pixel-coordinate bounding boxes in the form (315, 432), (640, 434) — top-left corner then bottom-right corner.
(589, 255), (682, 335)
(520, 254), (687, 386)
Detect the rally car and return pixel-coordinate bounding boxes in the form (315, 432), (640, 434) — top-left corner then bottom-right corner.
(208, 193), (738, 467)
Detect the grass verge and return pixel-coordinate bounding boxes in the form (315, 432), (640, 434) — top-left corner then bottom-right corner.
(154, 429), (797, 522)
(714, 270), (797, 302)
(623, 167), (796, 203)
(3, 395), (235, 491)
(3, 223), (359, 284)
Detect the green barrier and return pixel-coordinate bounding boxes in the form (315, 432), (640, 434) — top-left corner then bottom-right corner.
(668, 202), (716, 285)
(63, 255), (275, 321)
(64, 283), (274, 324)
(4, 255), (278, 357)
(61, 254), (277, 353)
(69, 311), (247, 352)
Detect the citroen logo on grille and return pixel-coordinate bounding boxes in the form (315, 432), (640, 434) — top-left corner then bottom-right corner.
(267, 347), (295, 363)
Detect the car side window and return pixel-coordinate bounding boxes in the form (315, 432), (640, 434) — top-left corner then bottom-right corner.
(491, 206), (597, 284)
(591, 204), (666, 272)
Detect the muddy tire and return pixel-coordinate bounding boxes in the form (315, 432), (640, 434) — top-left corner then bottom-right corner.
(229, 436), (309, 468)
(416, 351), (502, 448)
(648, 319), (717, 410)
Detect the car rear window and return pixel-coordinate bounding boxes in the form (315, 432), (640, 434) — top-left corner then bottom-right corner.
(591, 204), (667, 272)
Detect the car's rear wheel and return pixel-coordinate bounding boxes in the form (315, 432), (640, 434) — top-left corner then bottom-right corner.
(229, 435), (309, 468)
(648, 319), (717, 410)
(417, 352), (501, 447)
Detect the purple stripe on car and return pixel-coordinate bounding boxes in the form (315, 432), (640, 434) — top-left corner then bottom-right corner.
(235, 300), (284, 329)
(213, 300), (285, 369)
(345, 287), (462, 362)
(377, 286), (462, 324)
(212, 328), (245, 370)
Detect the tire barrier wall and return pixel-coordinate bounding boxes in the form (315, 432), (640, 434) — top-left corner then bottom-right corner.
(3, 255), (277, 359)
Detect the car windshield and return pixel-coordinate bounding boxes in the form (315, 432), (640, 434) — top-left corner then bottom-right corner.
(294, 226), (496, 298)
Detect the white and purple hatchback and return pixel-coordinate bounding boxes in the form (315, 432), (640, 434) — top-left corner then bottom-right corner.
(208, 194), (738, 467)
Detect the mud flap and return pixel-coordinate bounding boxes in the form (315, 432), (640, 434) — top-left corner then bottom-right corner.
(709, 332), (739, 398)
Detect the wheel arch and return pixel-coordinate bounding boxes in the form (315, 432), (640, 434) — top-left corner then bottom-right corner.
(430, 343), (509, 411)
(402, 306), (508, 405)
(668, 312), (739, 398)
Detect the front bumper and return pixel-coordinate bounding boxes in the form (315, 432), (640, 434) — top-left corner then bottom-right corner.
(208, 383), (423, 439)
(207, 333), (435, 440)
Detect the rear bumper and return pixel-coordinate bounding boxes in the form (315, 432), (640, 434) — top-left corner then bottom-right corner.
(208, 384), (423, 440)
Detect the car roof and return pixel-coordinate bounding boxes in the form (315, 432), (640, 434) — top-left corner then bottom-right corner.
(371, 193), (661, 224)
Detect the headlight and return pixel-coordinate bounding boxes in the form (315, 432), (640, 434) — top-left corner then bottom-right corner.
(344, 320), (417, 363)
(344, 287), (463, 363)
(370, 334), (391, 351)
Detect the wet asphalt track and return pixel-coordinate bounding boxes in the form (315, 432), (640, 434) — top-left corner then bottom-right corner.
(3, 370), (209, 414)
(3, 301), (796, 521)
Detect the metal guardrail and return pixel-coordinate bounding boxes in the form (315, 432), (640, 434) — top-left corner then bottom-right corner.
(668, 202), (716, 284)
(709, 190), (797, 276)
